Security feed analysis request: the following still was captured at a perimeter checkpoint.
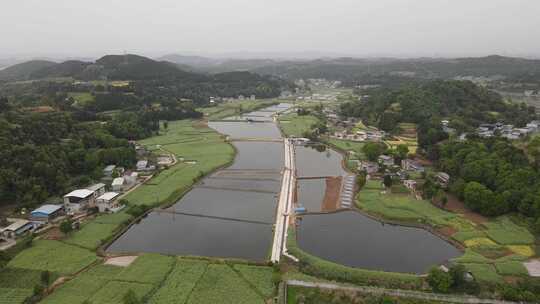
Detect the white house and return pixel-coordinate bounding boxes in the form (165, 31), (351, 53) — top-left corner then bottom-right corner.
(112, 177), (125, 192)
(64, 189), (96, 214)
(96, 192), (123, 213)
(359, 161), (379, 174)
(436, 172), (450, 188)
(124, 172), (138, 185)
(86, 183), (106, 198)
(378, 155), (394, 166)
(401, 159), (425, 172)
(0, 219), (34, 239)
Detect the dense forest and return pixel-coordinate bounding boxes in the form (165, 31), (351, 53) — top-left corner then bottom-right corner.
(0, 101), (140, 207)
(340, 80), (537, 148)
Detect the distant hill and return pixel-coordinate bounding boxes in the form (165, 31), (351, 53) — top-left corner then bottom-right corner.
(29, 60), (91, 79)
(157, 54), (222, 68)
(250, 55), (540, 83)
(0, 60), (57, 81)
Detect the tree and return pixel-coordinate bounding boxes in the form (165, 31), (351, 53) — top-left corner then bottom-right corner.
(448, 264), (466, 288)
(383, 175), (393, 188)
(427, 267), (453, 293)
(356, 173), (367, 189)
(396, 144), (409, 160)
(40, 270), (51, 287)
(463, 182), (496, 215)
(123, 289), (140, 304)
(362, 142), (386, 162)
(59, 219), (73, 234)
(163, 120), (168, 130)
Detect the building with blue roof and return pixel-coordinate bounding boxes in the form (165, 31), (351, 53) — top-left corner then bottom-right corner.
(30, 204), (64, 222)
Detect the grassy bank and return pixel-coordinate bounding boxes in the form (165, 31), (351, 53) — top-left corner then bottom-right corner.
(356, 180), (536, 284)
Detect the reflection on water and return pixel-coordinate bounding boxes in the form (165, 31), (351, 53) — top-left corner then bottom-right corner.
(297, 211), (461, 273)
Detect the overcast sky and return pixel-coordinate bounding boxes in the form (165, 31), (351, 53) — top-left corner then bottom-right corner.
(1, 0), (539, 59)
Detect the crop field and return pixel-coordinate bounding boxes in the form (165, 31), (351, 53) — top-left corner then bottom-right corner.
(148, 259), (208, 304)
(278, 114), (320, 137)
(0, 267), (49, 304)
(187, 264), (266, 304)
(115, 254), (174, 285)
(483, 217), (535, 245)
(63, 222), (119, 250)
(233, 264), (275, 298)
(7, 240), (96, 275)
(90, 281), (155, 304)
(124, 120), (234, 206)
(326, 138), (365, 159)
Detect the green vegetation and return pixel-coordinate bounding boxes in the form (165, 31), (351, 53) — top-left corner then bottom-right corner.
(187, 264), (265, 304)
(483, 217), (535, 245)
(233, 264), (276, 298)
(200, 99), (279, 120)
(278, 113), (321, 137)
(63, 222), (119, 250)
(148, 259), (208, 304)
(7, 240), (96, 275)
(124, 120), (234, 206)
(115, 254), (174, 285)
(287, 286), (448, 304)
(67, 92), (94, 107)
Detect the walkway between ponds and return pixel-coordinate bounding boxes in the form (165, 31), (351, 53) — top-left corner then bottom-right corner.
(286, 280), (531, 304)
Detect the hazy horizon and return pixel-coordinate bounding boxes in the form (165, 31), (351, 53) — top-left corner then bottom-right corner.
(1, 0), (539, 60)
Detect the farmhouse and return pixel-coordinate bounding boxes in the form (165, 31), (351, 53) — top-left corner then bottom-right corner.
(359, 161), (379, 174)
(378, 155), (394, 166)
(96, 192), (123, 213)
(30, 204), (64, 222)
(401, 159), (425, 172)
(112, 177), (125, 192)
(64, 189), (95, 214)
(436, 172), (450, 188)
(86, 183), (106, 198)
(0, 219), (34, 239)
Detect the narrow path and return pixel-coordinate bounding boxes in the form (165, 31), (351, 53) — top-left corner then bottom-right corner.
(286, 280), (530, 304)
(154, 209), (273, 225)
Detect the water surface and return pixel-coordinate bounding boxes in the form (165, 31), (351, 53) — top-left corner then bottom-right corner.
(295, 145), (346, 177)
(297, 178), (326, 212)
(296, 211), (461, 273)
(208, 121), (281, 139)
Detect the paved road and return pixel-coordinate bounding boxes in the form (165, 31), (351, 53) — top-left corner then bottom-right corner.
(271, 139), (295, 263)
(286, 280), (532, 304)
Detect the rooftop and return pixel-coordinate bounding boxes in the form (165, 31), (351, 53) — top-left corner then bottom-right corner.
(64, 189), (94, 199)
(86, 183), (106, 192)
(31, 204), (63, 215)
(97, 192), (120, 201)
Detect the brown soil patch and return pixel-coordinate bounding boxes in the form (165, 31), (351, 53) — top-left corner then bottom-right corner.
(414, 157), (433, 166)
(41, 227), (64, 240)
(504, 276), (522, 284)
(322, 177), (342, 212)
(442, 194), (487, 224)
(437, 226), (458, 238)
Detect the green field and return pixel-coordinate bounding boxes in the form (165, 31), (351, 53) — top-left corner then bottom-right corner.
(199, 100), (279, 120)
(67, 92), (95, 107)
(124, 120), (235, 206)
(40, 256), (277, 304)
(7, 240), (96, 275)
(278, 113), (321, 137)
(0, 267), (51, 304)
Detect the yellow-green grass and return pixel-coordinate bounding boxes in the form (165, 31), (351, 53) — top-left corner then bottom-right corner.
(461, 263), (503, 284)
(326, 138), (366, 160)
(187, 264), (267, 304)
(278, 114), (320, 137)
(233, 264), (276, 298)
(0, 267), (51, 304)
(464, 238), (497, 248)
(0, 288), (32, 304)
(124, 120), (234, 206)
(148, 259), (208, 304)
(115, 254), (174, 285)
(494, 261), (529, 276)
(7, 240), (96, 275)
(484, 217), (535, 245)
(507, 245), (535, 257)
(67, 92), (95, 107)
(89, 281), (154, 304)
(63, 222), (119, 250)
